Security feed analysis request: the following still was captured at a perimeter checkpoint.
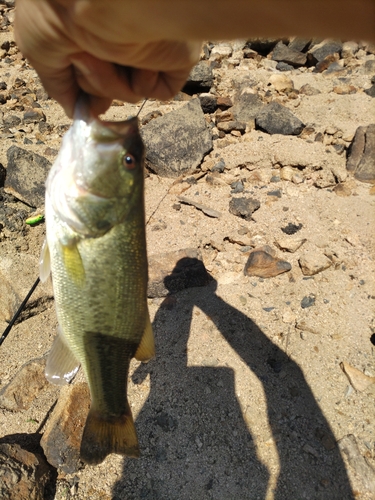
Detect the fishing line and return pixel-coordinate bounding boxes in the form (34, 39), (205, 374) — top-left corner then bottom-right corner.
(136, 98), (148, 117)
(0, 277), (40, 347)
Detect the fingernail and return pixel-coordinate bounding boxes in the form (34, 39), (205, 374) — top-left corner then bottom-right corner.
(71, 58), (91, 76)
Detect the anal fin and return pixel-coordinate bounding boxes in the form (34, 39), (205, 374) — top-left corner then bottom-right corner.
(134, 310), (155, 363)
(80, 403), (140, 465)
(45, 326), (80, 385)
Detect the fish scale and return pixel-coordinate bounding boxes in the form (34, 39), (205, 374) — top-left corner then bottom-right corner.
(40, 94), (155, 465)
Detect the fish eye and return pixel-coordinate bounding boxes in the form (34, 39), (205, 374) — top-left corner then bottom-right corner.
(122, 153), (136, 169)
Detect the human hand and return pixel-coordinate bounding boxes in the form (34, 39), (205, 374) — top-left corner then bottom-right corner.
(14, 0), (202, 117)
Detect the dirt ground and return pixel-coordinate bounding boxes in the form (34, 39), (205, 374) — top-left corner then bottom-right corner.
(0, 22), (375, 500)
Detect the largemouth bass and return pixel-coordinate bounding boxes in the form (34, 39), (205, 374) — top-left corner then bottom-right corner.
(40, 95), (155, 465)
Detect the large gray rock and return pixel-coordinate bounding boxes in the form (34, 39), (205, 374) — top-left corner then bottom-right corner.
(232, 92), (264, 122)
(271, 41), (307, 67)
(308, 39), (342, 64)
(5, 146), (51, 207)
(255, 102), (305, 135)
(142, 99), (212, 177)
(346, 124), (375, 183)
(183, 61), (213, 93)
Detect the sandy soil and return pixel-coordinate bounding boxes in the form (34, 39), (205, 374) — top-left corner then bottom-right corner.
(0, 25), (374, 500)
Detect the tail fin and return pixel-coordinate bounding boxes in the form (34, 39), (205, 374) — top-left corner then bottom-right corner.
(80, 404), (140, 465)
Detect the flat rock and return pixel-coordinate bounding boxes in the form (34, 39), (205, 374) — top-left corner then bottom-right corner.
(4, 146), (51, 207)
(244, 247), (291, 278)
(271, 41), (307, 67)
(274, 237), (306, 253)
(255, 102), (305, 135)
(0, 357), (48, 411)
(346, 124), (375, 183)
(232, 92), (264, 122)
(299, 251), (332, 276)
(308, 39), (342, 64)
(229, 197), (260, 221)
(142, 99), (212, 177)
(148, 248), (210, 298)
(338, 435), (375, 493)
(217, 121), (246, 133)
(288, 37), (311, 52)
(183, 61), (213, 93)
(40, 383), (90, 473)
(0, 443), (53, 500)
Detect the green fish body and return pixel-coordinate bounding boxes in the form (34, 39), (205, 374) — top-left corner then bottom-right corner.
(40, 96), (154, 465)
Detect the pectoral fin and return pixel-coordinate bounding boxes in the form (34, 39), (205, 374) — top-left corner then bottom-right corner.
(60, 240), (85, 287)
(45, 326), (80, 385)
(39, 239), (51, 283)
(134, 311), (155, 362)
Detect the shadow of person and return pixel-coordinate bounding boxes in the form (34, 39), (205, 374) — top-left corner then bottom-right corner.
(113, 259), (353, 500)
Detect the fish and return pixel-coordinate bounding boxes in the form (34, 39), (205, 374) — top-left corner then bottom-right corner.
(40, 94), (155, 465)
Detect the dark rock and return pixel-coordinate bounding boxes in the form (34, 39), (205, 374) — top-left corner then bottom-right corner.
(148, 248), (210, 298)
(5, 146), (51, 207)
(38, 121), (53, 134)
(3, 115), (21, 128)
(211, 159), (225, 173)
(183, 61), (213, 94)
(216, 121), (246, 133)
(232, 92), (264, 122)
(0, 358), (48, 411)
(0, 443), (53, 500)
(255, 102), (305, 135)
(299, 84), (321, 95)
(288, 38), (311, 52)
(155, 412), (177, 432)
(308, 40), (342, 64)
(347, 124), (375, 183)
(23, 137), (33, 145)
(271, 41), (307, 67)
(267, 358), (283, 373)
(244, 247), (291, 278)
(267, 189), (282, 198)
(0, 163), (5, 187)
(276, 62), (294, 71)
(231, 180), (244, 193)
(0, 81), (7, 90)
(229, 197), (260, 220)
(40, 383), (90, 473)
(365, 84), (375, 97)
(246, 38), (279, 56)
(141, 99), (212, 178)
(301, 295), (316, 308)
(198, 93), (217, 114)
(0, 94), (6, 104)
(23, 108), (46, 124)
(281, 222), (303, 235)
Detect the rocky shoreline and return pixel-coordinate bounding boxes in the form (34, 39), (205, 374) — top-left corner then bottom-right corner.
(0, 6), (375, 499)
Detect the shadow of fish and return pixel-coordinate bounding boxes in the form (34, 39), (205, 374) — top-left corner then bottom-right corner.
(40, 94), (154, 465)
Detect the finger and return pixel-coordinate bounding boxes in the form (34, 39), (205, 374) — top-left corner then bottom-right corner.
(71, 54), (144, 103)
(29, 63), (79, 118)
